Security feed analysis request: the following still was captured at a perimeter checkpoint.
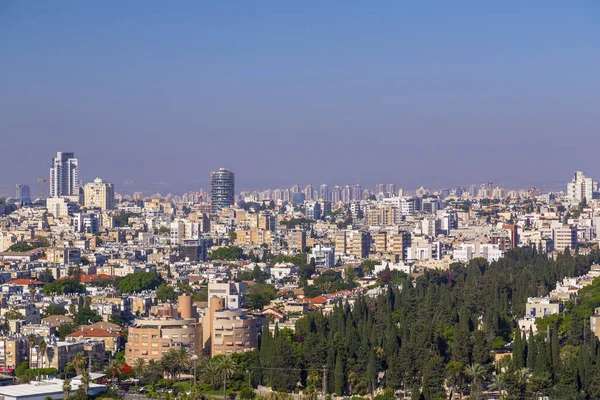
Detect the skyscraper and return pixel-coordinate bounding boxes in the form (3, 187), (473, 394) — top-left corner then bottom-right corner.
(14, 184), (31, 204)
(319, 184), (330, 202)
(49, 152), (79, 197)
(210, 168), (235, 213)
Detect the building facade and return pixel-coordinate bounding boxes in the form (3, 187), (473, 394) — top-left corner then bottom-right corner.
(210, 169), (235, 214)
(49, 152), (79, 197)
(83, 178), (115, 210)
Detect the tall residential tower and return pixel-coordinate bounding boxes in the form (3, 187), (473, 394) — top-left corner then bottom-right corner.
(210, 168), (235, 213)
(49, 152), (79, 197)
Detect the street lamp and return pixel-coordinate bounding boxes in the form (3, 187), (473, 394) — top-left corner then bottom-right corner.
(191, 355), (199, 387)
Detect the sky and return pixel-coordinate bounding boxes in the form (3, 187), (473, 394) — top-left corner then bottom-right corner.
(1, 1), (600, 195)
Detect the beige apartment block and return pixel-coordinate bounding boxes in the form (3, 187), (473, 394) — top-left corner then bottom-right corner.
(83, 178), (115, 210)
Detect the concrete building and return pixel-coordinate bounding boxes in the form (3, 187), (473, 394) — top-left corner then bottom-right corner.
(525, 297), (561, 318)
(308, 245), (335, 268)
(125, 296), (202, 365)
(49, 151), (79, 198)
(46, 197), (77, 218)
(14, 184), (31, 204)
(211, 168), (235, 214)
(453, 243), (504, 263)
(552, 224), (577, 252)
(305, 201), (322, 220)
(208, 280), (245, 309)
(202, 297), (258, 357)
(0, 337), (28, 372)
(287, 230), (306, 252)
(73, 213), (100, 233)
(0, 379), (106, 400)
(83, 178), (115, 210)
(567, 171), (596, 203)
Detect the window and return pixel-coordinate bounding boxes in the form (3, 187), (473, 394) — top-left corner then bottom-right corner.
(152, 335), (158, 339)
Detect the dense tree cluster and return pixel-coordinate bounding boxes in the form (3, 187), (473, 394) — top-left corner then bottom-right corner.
(117, 271), (163, 294)
(209, 246), (245, 261)
(43, 278), (85, 295)
(254, 247), (600, 399)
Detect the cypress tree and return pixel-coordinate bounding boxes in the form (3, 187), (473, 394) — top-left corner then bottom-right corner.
(526, 331), (536, 369)
(366, 349), (377, 397)
(334, 350), (344, 395)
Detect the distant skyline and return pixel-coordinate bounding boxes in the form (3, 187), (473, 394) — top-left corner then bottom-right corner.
(1, 1), (599, 195)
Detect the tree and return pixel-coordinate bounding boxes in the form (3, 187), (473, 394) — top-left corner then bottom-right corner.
(38, 339), (47, 373)
(117, 271), (163, 294)
(422, 355), (445, 400)
(133, 358), (146, 383)
(209, 246), (245, 261)
(42, 304), (67, 317)
(81, 370), (91, 394)
(28, 334), (37, 369)
(5, 310), (25, 320)
(43, 279), (85, 295)
(7, 242), (34, 252)
(218, 356), (237, 398)
(156, 283), (178, 303)
(72, 353), (87, 376)
(200, 358), (221, 389)
(334, 351), (344, 395)
(465, 363), (486, 399)
(62, 379), (71, 400)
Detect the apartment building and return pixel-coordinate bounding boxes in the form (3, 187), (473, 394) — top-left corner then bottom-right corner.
(202, 297), (258, 357)
(0, 337), (28, 371)
(125, 296), (202, 365)
(83, 178), (115, 210)
(287, 230), (306, 252)
(308, 245), (335, 268)
(552, 224), (577, 252)
(525, 297), (561, 318)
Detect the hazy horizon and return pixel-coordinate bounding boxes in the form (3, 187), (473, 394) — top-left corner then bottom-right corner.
(2, 1), (599, 196)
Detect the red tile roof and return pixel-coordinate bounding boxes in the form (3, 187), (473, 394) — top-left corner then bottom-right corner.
(305, 295), (328, 305)
(59, 273), (118, 283)
(67, 327), (118, 339)
(5, 279), (44, 285)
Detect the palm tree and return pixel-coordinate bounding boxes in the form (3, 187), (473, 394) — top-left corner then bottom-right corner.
(107, 364), (121, 385)
(38, 339), (47, 381)
(174, 348), (192, 380)
(465, 363), (487, 400)
(29, 287), (36, 304)
(62, 379), (71, 400)
(81, 370), (91, 395)
(218, 356), (237, 399)
(27, 334), (37, 372)
(133, 358), (146, 383)
(200, 358), (220, 390)
(72, 353), (87, 376)
(489, 373), (506, 399)
(160, 350), (177, 380)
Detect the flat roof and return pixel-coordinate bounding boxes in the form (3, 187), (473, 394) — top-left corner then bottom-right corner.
(0, 379), (105, 397)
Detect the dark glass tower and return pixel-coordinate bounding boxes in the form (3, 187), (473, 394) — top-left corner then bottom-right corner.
(210, 168), (235, 213)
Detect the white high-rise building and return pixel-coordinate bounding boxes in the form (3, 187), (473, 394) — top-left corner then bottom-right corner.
(49, 152), (80, 197)
(567, 171), (596, 203)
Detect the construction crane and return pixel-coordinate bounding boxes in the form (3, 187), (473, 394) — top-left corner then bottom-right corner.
(487, 181), (494, 220)
(37, 178), (48, 199)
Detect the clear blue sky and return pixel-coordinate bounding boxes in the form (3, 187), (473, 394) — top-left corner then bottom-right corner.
(1, 1), (599, 194)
